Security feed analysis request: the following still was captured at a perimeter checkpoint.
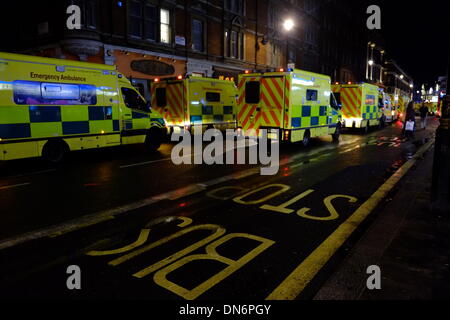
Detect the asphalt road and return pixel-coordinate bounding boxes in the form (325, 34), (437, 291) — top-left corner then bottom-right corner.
(0, 118), (438, 300)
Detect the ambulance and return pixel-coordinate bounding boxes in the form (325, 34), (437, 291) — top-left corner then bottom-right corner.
(332, 82), (382, 132)
(378, 87), (394, 124)
(150, 76), (238, 134)
(0, 52), (166, 162)
(237, 68), (342, 146)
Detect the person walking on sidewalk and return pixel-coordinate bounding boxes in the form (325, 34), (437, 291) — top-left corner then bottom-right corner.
(403, 101), (416, 138)
(419, 103), (429, 129)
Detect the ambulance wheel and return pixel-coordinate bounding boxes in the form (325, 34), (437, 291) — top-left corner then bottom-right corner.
(302, 130), (311, 147)
(332, 124), (341, 142)
(145, 127), (163, 151)
(42, 140), (67, 163)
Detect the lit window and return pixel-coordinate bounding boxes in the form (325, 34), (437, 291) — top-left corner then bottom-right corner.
(160, 9), (171, 44)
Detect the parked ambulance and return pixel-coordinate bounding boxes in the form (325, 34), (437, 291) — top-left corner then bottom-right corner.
(237, 68), (342, 146)
(378, 88), (394, 123)
(332, 82), (382, 133)
(0, 52), (166, 162)
(150, 75), (238, 134)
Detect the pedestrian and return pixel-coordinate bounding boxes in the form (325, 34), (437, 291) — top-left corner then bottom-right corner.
(403, 101), (416, 138)
(419, 103), (429, 129)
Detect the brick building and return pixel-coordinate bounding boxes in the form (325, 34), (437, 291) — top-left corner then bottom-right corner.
(0, 0), (391, 99)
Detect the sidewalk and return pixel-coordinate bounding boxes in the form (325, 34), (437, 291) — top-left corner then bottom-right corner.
(314, 124), (450, 300)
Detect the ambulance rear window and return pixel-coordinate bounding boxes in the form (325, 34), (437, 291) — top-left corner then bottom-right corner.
(155, 88), (167, 107)
(206, 92), (220, 102)
(306, 89), (318, 101)
(245, 81), (260, 104)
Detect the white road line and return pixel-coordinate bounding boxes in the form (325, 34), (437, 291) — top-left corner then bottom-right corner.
(0, 182), (31, 191)
(119, 157), (172, 168)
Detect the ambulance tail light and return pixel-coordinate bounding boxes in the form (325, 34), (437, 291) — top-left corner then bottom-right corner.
(277, 68), (285, 72)
(284, 130), (290, 141)
(177, 75), (183, 80)
(244, 70), (251, 74)
(154, 78), (160, 83)
(348, 81), (352, 85)
(237, 127), (243, 136)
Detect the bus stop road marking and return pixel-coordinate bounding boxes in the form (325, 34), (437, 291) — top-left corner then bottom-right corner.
(266, 140), (434, 300)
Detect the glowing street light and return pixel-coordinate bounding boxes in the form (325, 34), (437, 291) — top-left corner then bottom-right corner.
(368, 60), (374, 66)
(283, 19), (294, 31)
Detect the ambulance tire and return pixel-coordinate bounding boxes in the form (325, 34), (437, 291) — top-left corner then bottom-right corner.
(42, 139), (68, 163)
(145, 127), (163, 152)
(332, 124), (341, 142)
(302, 130), (311, 147)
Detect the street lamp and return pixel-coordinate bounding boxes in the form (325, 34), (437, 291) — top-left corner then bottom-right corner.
(368, 60), (374, 66)
(283, 19), (294, 31)
(282, 18), (295, 66)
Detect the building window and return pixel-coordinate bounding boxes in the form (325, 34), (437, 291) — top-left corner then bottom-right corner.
(231, 31), (238, 58)
(225, 0), (244, 15)
(71, 0), (97, 29)
(129, 1), (143, 38)
(144, 5), (157, 41)
(129, 2), (171, 44)
(160, 8), (171, 44)
(224, 29), (244, 60)
(192, 19), (204, 52)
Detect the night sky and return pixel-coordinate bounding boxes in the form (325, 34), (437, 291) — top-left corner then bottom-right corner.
(371, 0), (449, 87)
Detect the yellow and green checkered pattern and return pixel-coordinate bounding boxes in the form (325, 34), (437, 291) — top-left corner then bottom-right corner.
(0, 105), (120, 141)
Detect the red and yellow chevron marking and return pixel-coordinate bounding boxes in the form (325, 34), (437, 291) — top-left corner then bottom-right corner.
(150, 84), (159, 113)
(237, 77), (258, 134)
(238, 76), (285, 136)
(339, 87), (362, 119)
(284, 80), (290, 128)
(166, 83), (185, 126)
(259, 77), (284, 128)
